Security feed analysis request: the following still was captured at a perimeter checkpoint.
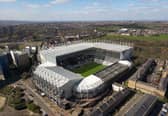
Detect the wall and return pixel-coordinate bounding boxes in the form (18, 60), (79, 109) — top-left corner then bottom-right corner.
(0, 65), (5, 80)
(120, 48), (133, 60)
(0, 54), (10, 78)
(128, 79), (165, 97)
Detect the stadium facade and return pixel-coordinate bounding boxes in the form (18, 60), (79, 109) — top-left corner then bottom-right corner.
(39, 42), (133, 65)
(33, 41), (133, 103)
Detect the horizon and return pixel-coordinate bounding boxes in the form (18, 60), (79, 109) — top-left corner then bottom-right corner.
(0, 0), (168, 21)
(1, 19), (168, 22)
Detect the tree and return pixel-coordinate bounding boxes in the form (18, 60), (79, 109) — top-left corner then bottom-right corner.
(27, 102), (41, 113)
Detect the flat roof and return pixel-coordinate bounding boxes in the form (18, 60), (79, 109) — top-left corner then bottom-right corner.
(40, 42), (132, 58)
(125, 94), (157, 116)
(95, 62), (129, 82)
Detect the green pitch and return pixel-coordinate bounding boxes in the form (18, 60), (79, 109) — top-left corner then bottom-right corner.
(72, 62), (106, 77)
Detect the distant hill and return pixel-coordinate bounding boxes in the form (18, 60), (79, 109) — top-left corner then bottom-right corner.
(0, 20), (36, 26)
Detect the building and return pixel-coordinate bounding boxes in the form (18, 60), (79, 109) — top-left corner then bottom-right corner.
(0, 53), (10, 78)
(39, 42), (133, 65)
(123, 94), (157, 116)
(128, 59), (168, 97)
(9, 51), (31, 71)
(118, 28), (130, 36)
(74, 62), (130, 98)
(158, 103), (168, 116)
(33, 41), (133, 104)
(90, 88), (131, 116)
(33, 65), (82, 99)
(0, 65), (5, 80)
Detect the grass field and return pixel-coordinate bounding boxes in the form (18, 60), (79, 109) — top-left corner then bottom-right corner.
(97, 33), (168, 65)
(72, 62), (106, 77)
(99, 34), (168, 41)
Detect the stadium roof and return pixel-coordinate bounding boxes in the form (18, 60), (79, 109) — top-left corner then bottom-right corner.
(46, 66), (83, 79)
(39, 62), (56, 67)
(76, 75), (104, 92)
(34, 66), (82, 88)
(95, 62), (129, 82)
(40, 42), (133, 58)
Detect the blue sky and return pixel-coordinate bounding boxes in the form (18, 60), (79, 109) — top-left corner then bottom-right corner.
(0, 0), (168, 21)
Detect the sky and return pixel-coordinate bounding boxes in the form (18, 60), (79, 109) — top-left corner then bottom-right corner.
(0, 0), (168, 21)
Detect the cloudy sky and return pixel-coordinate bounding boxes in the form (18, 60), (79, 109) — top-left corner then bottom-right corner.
(0, 0), (168, 21)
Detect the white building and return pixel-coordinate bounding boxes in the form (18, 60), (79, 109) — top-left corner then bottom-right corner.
(34, 41), (133, 100)
(33, 64), (82, 99)
(39, 42), (133, 65)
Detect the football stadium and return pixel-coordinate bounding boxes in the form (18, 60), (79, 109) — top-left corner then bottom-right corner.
(33, 41), (133, 106)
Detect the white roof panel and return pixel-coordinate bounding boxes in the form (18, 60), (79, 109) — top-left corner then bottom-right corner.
(34, 66), (82, 88)
(76, 75), (103, 92)
(40, 42), (132, 59)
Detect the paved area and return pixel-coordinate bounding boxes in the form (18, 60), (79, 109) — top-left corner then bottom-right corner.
(0, 96), (6, 110)
(20, 80), (56, 116)
(0, 105), (37, 116)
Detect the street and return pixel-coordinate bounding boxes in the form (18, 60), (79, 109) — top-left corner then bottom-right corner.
(20, 80), (56, 116)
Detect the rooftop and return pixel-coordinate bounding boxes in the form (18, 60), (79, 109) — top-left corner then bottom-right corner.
(34, 66), (82, 88)
(40, 42), (133, 58)
(125, 94), (157, 116)
(46, 66), (83, 80)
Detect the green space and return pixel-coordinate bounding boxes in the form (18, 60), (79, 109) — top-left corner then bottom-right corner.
(0, 86), (26, 110)
(99, 34), (168, 41)
(96, 24), (147, 32)
(26, 101), (40, 113)
(7, 87), (26, 110)
(72, 62), (106, 77)
(97, 34), (168, 66)
(0, 86), (40, 113)
(0, 86), (13, 96)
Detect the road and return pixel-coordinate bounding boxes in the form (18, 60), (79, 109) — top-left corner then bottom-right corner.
(20, 81), (56, 116)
